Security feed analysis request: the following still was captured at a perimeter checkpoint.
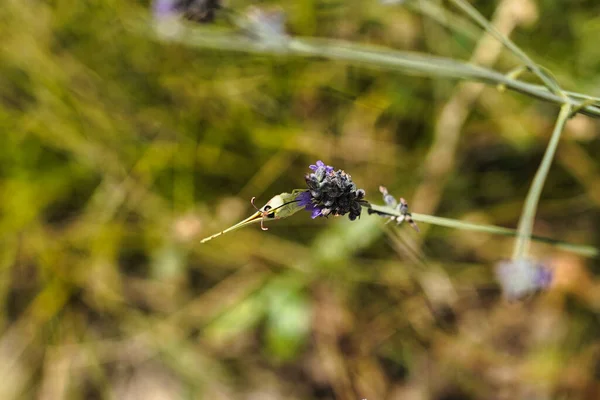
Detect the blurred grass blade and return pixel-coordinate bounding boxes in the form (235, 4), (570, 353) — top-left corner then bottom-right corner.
(446, 0), (566, 98)
(130, 18), (600, 118)
(406, 0), (480, 41)
(512, 104), (573, 260)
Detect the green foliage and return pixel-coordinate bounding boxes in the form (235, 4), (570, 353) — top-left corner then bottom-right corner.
(1, 0), (600, 398)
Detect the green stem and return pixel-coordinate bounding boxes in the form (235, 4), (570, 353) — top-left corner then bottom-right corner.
(512, 104), (573, 260)
(367, 203), (597, 258)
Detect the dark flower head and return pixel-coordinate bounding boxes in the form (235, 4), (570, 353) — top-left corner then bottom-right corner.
(153, 0), (221, 23)
(299, 160), (366, 221)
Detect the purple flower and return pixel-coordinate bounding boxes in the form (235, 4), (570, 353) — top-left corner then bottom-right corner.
(299, 161), (367, 221)
(309, 160), (334, 175)
(495, 260), (553, 299)
(297, 191), (322, 219)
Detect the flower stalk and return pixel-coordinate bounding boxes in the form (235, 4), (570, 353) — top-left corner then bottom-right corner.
(199, 161), (598, 260)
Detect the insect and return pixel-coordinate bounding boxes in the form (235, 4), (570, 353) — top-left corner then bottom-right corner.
(200, 190), (304, 243)
(379, 186), (420, 232)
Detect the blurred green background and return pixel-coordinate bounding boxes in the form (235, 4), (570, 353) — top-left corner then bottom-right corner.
(1, 0), (600, 399)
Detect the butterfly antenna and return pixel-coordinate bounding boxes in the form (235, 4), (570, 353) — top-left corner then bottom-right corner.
(250, 197), (260, 211)
(250, 197), (269, 231)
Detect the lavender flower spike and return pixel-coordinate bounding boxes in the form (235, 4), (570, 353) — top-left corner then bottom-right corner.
(300, 161), (367, 221)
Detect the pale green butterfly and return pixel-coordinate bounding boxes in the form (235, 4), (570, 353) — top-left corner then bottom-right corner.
(200, 190), (305, 243)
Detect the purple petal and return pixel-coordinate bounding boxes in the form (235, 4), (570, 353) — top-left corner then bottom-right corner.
(297, 190), (323, 218)
(297, 191), (312, 207)
(309, 160), (324, 171)
(309, 160), (334, 174)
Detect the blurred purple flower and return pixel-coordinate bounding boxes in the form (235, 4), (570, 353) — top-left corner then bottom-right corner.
(153, 0), (178, 19)
(495, 260), (553, 299)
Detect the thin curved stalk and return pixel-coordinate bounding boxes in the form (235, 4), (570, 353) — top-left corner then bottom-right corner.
(367, 204), (598, 258)
(512, 104), (573, 260)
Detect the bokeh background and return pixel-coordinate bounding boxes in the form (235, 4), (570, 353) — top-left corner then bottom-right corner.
(2, 0), (600, 399)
